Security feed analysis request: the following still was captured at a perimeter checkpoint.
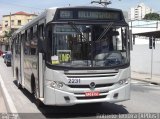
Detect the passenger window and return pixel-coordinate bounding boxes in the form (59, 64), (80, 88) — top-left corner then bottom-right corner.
(15, 35), (21, 55)
(39, 24), (44, 40)
(24, 30), (30, 55)
(24, 26), (38, 56)
(15, 36), (18, 54)
(30, 25), (38, 55)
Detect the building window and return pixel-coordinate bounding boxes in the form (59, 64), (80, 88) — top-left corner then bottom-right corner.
(18, 20), (21, 26)
(5, 21), (8, 28)
(11, 20), (14, 26)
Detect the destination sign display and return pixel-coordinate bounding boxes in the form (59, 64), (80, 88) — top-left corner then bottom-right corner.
(78, 11), (120, 20)
(58, 9), (122, 21)
(60, 11), (73, 19)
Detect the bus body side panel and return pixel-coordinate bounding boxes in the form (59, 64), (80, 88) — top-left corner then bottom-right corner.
(12, 39), (16, 78)
(22, 34), (32, 92)
(38, 53), (44, 98)
(11, 39), (14, 77)
(23, 39), (39, 93)
(14, 36), (21, 86)
(20, 38), (25, 88)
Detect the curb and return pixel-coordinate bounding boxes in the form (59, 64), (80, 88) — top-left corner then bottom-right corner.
(0, 74), (18, 113)
(131, 78), (160, 86)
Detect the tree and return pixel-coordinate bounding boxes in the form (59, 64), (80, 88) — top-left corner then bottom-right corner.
(4, 29), (15, 40)
(4, 30), (12, 38)
(143, 13), (160, 20)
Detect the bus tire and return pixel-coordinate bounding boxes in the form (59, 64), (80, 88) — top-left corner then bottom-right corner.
(16, 68), (22, 89)
(31, 75), (44, 107)
(35, 99), (44, 108)
(31, 75), (36, 96)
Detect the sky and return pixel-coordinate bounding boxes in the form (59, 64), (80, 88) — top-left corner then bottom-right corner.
(0, 0), (160, 22)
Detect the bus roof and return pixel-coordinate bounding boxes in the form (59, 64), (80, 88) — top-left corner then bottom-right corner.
(12, 6), (125, 37)
(52, 6), (122, 11)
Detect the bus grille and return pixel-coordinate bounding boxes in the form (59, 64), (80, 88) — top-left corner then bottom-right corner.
(65, 71), (118, 78)
(68, 83), (114, 88)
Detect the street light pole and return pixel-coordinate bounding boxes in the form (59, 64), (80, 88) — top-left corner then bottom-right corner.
(150, 36), (155, 80)
(10, 12), (11, 30)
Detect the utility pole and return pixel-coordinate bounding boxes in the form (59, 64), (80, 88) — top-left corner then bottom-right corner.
(91, 0), (112, 7)
(10, 12), (11, 30)
(9, 12), (11, 51)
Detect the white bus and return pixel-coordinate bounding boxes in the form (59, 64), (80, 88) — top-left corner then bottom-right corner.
(11, 6), (131, 106)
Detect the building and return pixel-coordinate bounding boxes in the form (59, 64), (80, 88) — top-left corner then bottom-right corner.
(0, 24), (5, 50)
(0, 24), (3, 42)
(129, 3), (153, 20)
(129, 20), (160, 75)
(0, 24), (2, 35)
(0, 11), (37, 51)
(1, 11), (37, 35)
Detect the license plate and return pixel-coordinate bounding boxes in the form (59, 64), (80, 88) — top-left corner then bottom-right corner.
(85, 91), (99, 97)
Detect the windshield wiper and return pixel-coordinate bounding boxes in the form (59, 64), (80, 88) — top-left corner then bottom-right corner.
(68, 22), (88, 41)
(96, 22), (113, 41)
(68, 22), (92, 66)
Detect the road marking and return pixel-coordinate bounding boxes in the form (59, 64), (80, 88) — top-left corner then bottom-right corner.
(0, 74), (18, 113)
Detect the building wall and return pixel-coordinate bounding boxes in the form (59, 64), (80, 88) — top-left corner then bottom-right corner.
(130, 3), (153, 20)
(0, 24), (3, 43)
(129, 20), (160, 34)
(2, 13), (37, 35)
(131, 44), (160, 75)
(0, 12), (37, 50)
(0, 24), (2, 35)
(129, 20), (160, 75)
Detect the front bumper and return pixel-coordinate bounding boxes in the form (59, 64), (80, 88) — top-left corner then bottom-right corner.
(43, 83), (130, 106)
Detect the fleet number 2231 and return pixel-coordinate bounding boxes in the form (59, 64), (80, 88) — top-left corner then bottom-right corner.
(68, 78), (81, 84)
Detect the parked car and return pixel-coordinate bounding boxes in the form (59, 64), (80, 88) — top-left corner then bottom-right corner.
(4, 53), (12, 66)
(0, 50), (3, 56)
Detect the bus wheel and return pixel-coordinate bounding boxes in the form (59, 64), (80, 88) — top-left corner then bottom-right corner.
(16, 68), (22, 89)
(31, 75), (36, 97)
(35, 99), (44, 108)
(31, 75), (44, 107)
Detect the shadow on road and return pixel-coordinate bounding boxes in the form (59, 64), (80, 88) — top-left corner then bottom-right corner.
(40, 103), (128, 119)
(13, 80), (128, 119)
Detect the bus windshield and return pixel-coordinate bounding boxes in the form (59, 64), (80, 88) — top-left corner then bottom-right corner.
(47, 23), (129, 68)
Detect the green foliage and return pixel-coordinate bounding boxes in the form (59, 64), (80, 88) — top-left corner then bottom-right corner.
(4, 31), (11, 38)
(4, 30), (13, 38)
(143, 13), (160, 20)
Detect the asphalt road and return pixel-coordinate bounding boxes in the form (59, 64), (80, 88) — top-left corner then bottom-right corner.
(0, 57), (160, 119)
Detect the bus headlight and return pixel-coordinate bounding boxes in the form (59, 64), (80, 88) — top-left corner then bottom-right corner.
(50, 81), (64, 89)
(57, 82), (64, 88)
(118, 79), (129, 85)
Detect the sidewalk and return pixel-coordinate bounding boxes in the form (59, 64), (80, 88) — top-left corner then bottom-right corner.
(0, 72), (17, 113)
(0, 88), (7, 113)
(131, 71), (160, 85)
